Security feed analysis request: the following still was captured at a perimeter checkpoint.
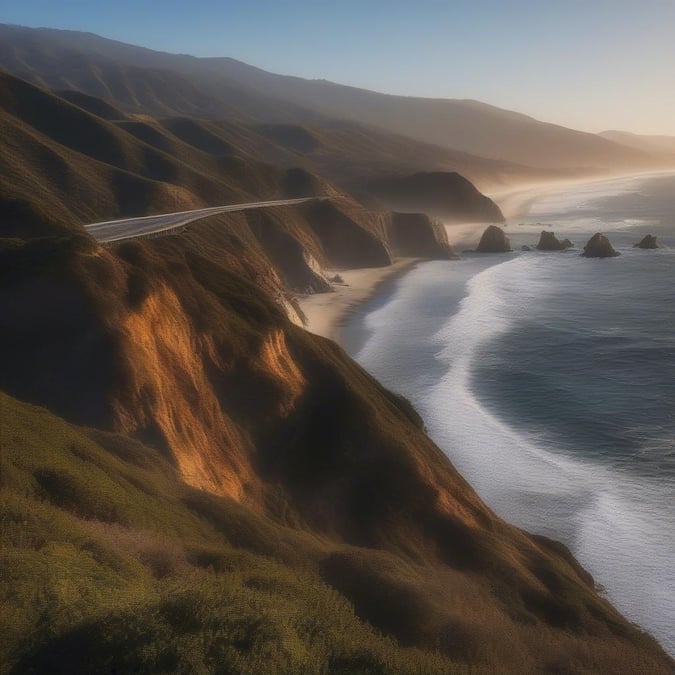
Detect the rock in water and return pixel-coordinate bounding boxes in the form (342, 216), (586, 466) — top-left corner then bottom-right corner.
(536, 230), (574, 251)
(476, 225), (511, 252)
(635, 234), (658, 249)
(521, 245), (532, 251)
(581, 233), (620, 258)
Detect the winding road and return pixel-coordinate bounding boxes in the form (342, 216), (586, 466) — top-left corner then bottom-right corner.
(85, 197), (321, 243)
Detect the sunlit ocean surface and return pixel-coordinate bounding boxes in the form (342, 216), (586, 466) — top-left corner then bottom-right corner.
(342, 172), (675, 656)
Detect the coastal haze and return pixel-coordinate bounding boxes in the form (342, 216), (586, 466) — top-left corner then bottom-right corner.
(0, 21), (673, 178)
(1, 6), (674, 674)
(342, 171), (675, 655)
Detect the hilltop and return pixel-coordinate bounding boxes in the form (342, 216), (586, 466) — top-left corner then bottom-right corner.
(0, 55), (672, 675)
(1, 23), (671, 177)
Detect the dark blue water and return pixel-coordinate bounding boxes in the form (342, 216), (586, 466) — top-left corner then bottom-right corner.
(472, 246), (675, 480)
(342, 172), (675, 655)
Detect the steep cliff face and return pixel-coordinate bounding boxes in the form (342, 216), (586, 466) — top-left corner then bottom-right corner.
(0, 227), (302, 502)
(0, 227), (672, 673)
(295, 199), (393, 268)
(1, 68), (672, 674)
(386, 212), (457, 259)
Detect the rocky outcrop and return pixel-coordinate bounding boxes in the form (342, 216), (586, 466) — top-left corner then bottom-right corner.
(297, 199), (393, 268)
(581, 233), (620, 258)
(536, 231), (574, 251)
(1, 214), (673, 675)
(635, 234), (658, 249)
(476, 225), (511, 252)
(386, 212), (457, 259)
(2, 67), (674, 675)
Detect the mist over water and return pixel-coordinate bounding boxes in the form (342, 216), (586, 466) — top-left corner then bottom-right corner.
(342, 172), (675, 656)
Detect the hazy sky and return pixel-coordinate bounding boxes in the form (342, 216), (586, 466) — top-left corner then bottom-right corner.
(4, 0), (675, 135)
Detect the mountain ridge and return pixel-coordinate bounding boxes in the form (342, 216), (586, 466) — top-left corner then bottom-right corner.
(600, 129), (675, 155)
(1, 28), (673, 673)
(0, 70), (460, 290)
(0, 22), (668, 172)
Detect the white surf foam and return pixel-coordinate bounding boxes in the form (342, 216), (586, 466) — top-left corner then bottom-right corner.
(515, 170), (675, 235)
(420, 256), (675, 655)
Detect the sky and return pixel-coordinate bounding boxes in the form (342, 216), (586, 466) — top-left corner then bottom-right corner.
(3, 0), (675, 135)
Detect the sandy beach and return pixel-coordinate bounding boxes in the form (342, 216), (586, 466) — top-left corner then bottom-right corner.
(297, 168), (671, 344)
(297, 219), (498, 341)
(297, 258), (420, 341)
(296, 180), (556, 343)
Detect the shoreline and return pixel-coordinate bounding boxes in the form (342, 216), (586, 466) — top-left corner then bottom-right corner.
(488, 166), (675, 220)
(294, 178), (556, 344)
(297, 258), (422, 342)
(345, 236), (675, 657)
(298, 167), (675, 347)
(297, 221), (490, 344)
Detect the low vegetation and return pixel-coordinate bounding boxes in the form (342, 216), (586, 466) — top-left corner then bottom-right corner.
(2, 391), (671, 674)
(1, 392), (460, 674)
(0, 64), (672, 675)
(0, 224), (671, 674)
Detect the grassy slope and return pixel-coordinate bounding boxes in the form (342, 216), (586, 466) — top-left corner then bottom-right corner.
(0, 71), (334, 237)
(0, 226), (671, 674)
(0, 72), (457, 271)
(0, 23), (658, 172)
(0, 23), (572, 190)
(0, 62), (671, 675)
(0, 391), (458, 675)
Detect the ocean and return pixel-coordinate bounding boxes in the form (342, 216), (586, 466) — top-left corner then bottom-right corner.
(341, 171), (675, 656)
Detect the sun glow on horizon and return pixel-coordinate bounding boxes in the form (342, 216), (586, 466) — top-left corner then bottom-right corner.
(2, 0), (675, 136)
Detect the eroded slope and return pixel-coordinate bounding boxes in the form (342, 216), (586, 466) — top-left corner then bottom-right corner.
(0, 226), (671, 674)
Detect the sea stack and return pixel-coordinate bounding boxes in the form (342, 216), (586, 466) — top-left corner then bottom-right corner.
(635, 234), (658, 249)
(581, 233), (620, 258)
(476, 225), (511, 252)
(536, 231), (574, 251)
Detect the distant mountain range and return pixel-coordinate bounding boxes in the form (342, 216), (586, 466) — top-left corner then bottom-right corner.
(1, 23), (674, 675)
(600, 130), (675, 155)
(1, 22), (673, 176)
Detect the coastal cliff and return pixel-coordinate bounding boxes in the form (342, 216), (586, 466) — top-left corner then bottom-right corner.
(364, 171), (505, 223)
(386, 212), (457, 259)
(0, 70), (672, 674)
(1, 224), (672, 673)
